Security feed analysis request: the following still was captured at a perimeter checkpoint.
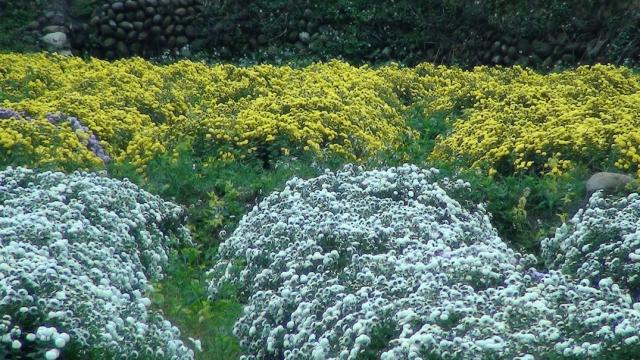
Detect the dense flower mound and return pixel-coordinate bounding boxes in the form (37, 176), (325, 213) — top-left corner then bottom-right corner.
(542, 191), (640, 301)
(0, 53), (410, 168)
(0, 109), (111, 168)
(209, 165), (640, 359)
(427, 65), (640, 176)
(0, 167), (195, 359)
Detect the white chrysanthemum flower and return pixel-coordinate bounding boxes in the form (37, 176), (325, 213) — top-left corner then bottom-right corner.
(543, 191), (640, 298)
(54, 336), (66, 348)
(189, 337), (202, 352)
(45, 348), (60, 360)
(0, 167), (194, 359)
(210, 165), (640, 359)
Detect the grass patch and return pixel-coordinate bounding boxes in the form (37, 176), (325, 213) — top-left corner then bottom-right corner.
(151, 247), (243, 360)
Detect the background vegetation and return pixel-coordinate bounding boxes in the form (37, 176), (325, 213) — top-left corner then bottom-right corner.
(197, 0), (640, 66)
(2, 0), (640, 68)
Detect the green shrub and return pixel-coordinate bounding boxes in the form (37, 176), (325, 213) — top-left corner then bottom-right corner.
(0, 0), (45, 53)
(194, 0), (640, 67)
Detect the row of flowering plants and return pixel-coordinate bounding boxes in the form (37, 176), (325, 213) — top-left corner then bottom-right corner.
(3, 54), (640, 177)
(0, 54), (412, 170)
(208, 165), (640, 359)
(542, 191), (640, 302)
(0, 167), (197, 359)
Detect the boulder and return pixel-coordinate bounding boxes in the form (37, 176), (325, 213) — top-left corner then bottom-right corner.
(532, 40), (552, 57)
(41, 32), (68, 49)
(111, 1), (124, 11)
(179, 44), (191, 57)
(175, 35), (188, 47)
(26, 20), (41, 31)
(586, 171), (634, 196)
(125, 0), (138, 10)
(42, 25), (67, 34)
(44, 11), (65, 25)
(298, 31), (310, 44)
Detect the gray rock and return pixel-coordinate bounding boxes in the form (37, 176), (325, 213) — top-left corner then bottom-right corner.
(116, 41), (129, 56)
(42, 25), (67, 34)
(125, 0), (138, 10)
(103, 37), (116, 48)
(119, 21), (134, 31)
(26, 20), (41, 31)
(100, 24), (114, 36)
(176, 35), (188, 47)
(112, 2), (124, 11)
(167, 35), (177, 48)
(299, 31), (310, 44)
(45, 11), (65, 25)
(586, 172), (634, 196)
(115, 28), (127, 40)
(41, 32), (68, 49)
(179, 45), (191, 57)
(532, 40), (552, 57)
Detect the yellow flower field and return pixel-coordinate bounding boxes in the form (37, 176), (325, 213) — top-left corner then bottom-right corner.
(425, 65), (640, 176)
(2, 53), (640, 176)
(0, 54), (411, 168)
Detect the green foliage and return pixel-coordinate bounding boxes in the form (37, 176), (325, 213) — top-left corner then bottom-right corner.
(200, 0), (484, 66)
(0, 1), (42, 53)
(151, 247), (243, 360)
(69, 0), (98, 18)
(111, 142), (351, 250)
(370, 108), (454, 167)
(355, 319), (398, 360)
(195, 0), (640, 67)
(457, 169), (587, 258)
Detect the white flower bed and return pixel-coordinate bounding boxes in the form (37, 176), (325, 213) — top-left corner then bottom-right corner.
(209, 164), (640, 359)
(542, 191), (640, 302)
(0, 167), (194, 359)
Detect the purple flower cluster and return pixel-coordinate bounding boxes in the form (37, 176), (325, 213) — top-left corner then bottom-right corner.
(2, 108), (111, 163)
(528, 269), (546, 282)
(0, 108), (27, 120)
(46, 112), (112, 163)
